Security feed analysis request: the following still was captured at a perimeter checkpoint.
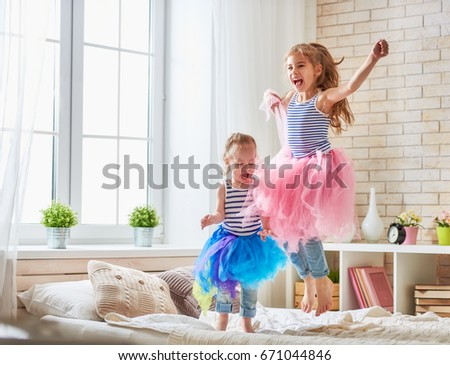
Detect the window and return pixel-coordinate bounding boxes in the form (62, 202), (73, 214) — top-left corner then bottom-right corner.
(20, 0), (165, 243)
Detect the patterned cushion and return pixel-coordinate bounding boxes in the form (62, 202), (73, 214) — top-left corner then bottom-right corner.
(87, 260), (177, 318)
(157, 266), (240, 318)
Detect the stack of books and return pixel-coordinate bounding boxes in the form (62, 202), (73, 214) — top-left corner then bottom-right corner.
(415, 284), (450, 317)
(348, 266), (393, 312)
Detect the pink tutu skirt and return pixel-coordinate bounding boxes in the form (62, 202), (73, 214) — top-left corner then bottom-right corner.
(247, 148), (357, 252)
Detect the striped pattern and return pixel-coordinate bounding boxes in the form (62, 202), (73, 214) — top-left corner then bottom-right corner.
(287, 93), (331, 158)
(222, 180), (261, 236)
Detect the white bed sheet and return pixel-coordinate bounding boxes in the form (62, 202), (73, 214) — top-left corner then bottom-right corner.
(16, 305), (450, 345)
(193, 305), (450, 345)
(108, 305), (450, 345)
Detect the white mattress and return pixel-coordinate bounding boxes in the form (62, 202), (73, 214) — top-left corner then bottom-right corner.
(38, 315), (170, 344)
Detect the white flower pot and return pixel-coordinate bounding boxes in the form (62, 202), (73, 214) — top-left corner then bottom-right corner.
(134, 227), (154, 247)
(47, 227), (70, 249)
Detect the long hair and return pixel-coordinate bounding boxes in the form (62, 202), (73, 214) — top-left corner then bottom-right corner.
(285, 43), (355, 134)
(222, 133), (257, 177)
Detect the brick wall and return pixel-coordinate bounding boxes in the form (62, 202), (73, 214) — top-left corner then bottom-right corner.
(316, 0), (449, 283)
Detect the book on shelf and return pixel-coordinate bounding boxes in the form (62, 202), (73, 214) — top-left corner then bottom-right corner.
(348, 267), (369, 308)
(359, 267), (383, 307)
(414, 284), (450, 317)
(348, 266), (393, 312)
(414, 284), (450, 299)
(415, 298), (450, 305)
(348, 267), (362, 308)
(362, 266), (394, 312)
(354, 267), (371, 307)
(356, 267), (376, 307)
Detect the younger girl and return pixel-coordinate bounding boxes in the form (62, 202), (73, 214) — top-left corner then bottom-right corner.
(252, 40), (389, 316)
(193, 133), (286, 332)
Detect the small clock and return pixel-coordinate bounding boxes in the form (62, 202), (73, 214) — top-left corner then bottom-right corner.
(387, 223), (406, 244)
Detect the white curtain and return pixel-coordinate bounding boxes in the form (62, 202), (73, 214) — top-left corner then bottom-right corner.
(0, 0), (49, 320)
(163, 0), (315, 251)
(210, 0), (316, 306)
(211, 0), (316, 160)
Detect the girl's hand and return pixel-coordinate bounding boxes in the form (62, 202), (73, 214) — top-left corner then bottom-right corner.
(200, 215), (214, 229)
(258, 228), (277, 241)
(263, 89), (282, 110)
(372, 39), (389, 60)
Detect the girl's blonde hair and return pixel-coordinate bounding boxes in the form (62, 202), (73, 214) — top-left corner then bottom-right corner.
(285, 43), (355, 134)
(222, 132), (257, 176)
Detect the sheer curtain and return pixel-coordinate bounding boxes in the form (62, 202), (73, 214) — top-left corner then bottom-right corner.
(211, 0), (316, 160)
(210, 0), (316, 306)
(0, 0), (50, 320)
(162, 0), (315, 250)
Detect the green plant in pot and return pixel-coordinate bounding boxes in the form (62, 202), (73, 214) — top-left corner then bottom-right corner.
(434, 210), (450, 245)
(40, 201), (78, 249)
(328, 269), (340, 284)
(128, 204), (161, 247)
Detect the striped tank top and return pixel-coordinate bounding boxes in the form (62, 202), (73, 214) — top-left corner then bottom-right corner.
(287, 93), (331, 158)
(221, 180), (261, 236)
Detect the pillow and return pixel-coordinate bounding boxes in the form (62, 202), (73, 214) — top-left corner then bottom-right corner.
(87, 260), (177, 318)
(156, 266), (202, 317)
(17, 280), (102, 321)
(156, 266), (240, 318)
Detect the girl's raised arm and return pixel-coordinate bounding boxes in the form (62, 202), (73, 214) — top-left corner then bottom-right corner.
(319, 39), (389, 111)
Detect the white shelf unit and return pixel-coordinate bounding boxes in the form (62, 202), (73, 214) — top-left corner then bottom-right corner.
(285, 243), (450, 314)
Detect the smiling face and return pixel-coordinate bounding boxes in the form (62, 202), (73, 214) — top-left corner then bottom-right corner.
(286, 52), (323, 97)
(225, 142), (257, 188)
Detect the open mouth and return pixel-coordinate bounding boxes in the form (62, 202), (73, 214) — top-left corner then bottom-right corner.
(240, 163), (257, 181)
(292, 78), (303, 87)
(241, 172), (252, 180)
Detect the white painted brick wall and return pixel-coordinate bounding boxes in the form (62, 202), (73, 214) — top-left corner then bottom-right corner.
(316, 0), (450, 248)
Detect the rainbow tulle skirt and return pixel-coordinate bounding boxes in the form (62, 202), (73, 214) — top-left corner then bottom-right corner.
(193, 226), (287, 312)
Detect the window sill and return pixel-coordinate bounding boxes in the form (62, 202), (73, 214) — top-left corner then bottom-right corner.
(17, 244), (201, 260)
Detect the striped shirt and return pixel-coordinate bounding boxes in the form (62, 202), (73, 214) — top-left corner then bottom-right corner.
(287, 93), (331, 158)
(222, 180), (261, 236)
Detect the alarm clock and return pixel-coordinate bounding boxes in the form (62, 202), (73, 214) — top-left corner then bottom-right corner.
(387, 223), (406, 244)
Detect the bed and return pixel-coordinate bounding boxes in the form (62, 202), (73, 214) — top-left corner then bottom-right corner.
(7, 258), (450, 345)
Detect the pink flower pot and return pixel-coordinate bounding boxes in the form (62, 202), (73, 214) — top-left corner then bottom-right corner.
(403, 226), (418, 245)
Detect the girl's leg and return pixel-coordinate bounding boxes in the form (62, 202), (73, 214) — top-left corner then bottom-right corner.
(286, 242), (316, 313)
(240, 286), (258, 333)
(303, 238), (329, 277)
(215, 290), (233, 331)
(304, 239), (333, 316)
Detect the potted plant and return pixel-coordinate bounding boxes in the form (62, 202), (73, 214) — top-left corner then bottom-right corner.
(128, 204), (161, 247)
(434, 210), (450, 245)
(395, 209), (423, 245)
(40, 201), (78, 249)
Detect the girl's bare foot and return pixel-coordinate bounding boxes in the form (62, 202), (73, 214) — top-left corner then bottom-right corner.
(241, 317), (254, 333)
(315, 276), (333, 316)
(216, 313), (229, 331)
(301, 275), (316, 313)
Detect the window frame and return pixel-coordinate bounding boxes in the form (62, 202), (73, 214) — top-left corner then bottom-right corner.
(18, 0), (165, 245)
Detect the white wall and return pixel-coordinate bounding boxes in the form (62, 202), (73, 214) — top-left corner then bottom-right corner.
(317, 0), (450, 244)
